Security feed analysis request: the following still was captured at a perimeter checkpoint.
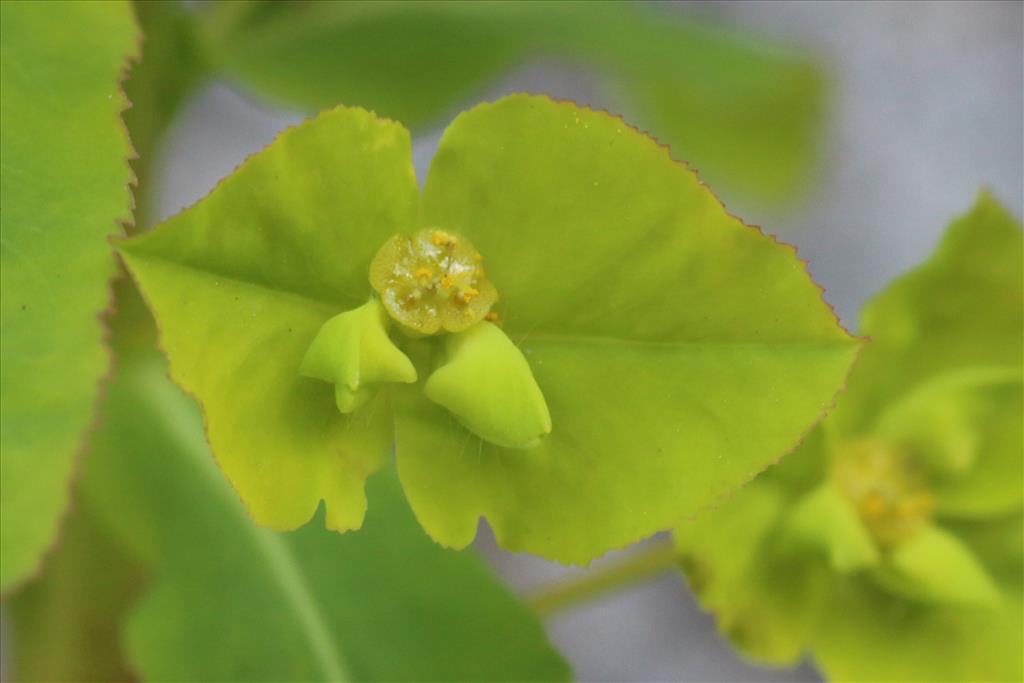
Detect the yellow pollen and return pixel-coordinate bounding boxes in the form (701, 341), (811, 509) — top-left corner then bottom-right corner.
(485, 311), (500, 322)
(459, 288), (480, 304)
(440, 274), (455, 289)
(414, 267), (433, 281)
(432, 230), (457, 247)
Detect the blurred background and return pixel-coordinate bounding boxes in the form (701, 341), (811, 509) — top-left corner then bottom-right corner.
(5, 1), (1021, 681)
(148, 1), (1022, 681)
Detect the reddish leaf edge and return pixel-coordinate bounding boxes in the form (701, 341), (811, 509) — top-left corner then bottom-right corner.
(2, 3), (142, 598)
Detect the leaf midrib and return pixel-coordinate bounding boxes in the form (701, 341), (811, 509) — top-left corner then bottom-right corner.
(121, 247), (363, 313)
(128, 250), (857, 351)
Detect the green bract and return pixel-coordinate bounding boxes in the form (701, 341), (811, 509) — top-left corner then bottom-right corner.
(120, 95), (859, 563)
(674, 193), (1023, 681)
(0, 0), (137, 591)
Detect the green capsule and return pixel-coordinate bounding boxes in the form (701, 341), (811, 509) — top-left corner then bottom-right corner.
(424, 321), (550, 449)
(300, 298), (416, 414)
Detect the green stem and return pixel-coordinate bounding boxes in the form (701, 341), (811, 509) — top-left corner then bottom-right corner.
(526, 539), (680, 616)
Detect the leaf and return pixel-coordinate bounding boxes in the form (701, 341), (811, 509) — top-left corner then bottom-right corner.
(119, 106), (419, 533)
(199, 0), (823, 204)
(396, 95), (859, 562)
(0, 0), (138, 591)
(71, 347), (570, 682)
(834, 191), (1023, 436)
(199, 1), (523, 130)
(7, 505), (143, 682)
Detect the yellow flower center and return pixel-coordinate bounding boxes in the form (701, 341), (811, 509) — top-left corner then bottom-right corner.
(369, 229), (498, 334)
(833, 439), (934, 547)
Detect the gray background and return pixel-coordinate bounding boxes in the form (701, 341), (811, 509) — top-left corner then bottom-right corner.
(149, 2), (1022, 681)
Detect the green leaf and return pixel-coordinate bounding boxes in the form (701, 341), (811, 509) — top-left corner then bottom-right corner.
(73, 348), (570, 682)
(119, 106), (419, 533)
(873, 524), (999, 608)
(876, 367), (1023, 517)
(835, 191), (1023, 436)
(397, 95), (858, 562)
(7, 505), (142, 682)
(199, 1), (822, 204)
(0, 0), (138, 591)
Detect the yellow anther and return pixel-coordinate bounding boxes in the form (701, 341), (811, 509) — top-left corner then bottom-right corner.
(432, 230), (457, 247)
(370, 228), (498, 334)
(485, 311), (500, 322)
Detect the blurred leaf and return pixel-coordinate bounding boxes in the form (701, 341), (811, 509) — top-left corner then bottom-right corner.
(0, 0), (137, 591)
(7, 506), (143, 682)
(815, 576), (1022, 683)
(397, 95), (858, 563)
(199, 1), (523, 129)
(876, 367), (1023, 517)
(123, 0), (208, 226)
(65, 346), (571, 682)
(119, 107), (418, 534)
(199, 0), (823, 205)
(674, 439), (832, 665)
(835, 191), (1023, 436)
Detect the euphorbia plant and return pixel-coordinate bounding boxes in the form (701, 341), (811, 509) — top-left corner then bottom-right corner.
(674, 193), (1023, 682)
(118, 95), (860, 564)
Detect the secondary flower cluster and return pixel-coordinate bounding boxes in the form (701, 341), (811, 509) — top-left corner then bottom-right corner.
(675, 194), (1023, 682)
